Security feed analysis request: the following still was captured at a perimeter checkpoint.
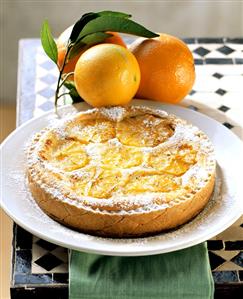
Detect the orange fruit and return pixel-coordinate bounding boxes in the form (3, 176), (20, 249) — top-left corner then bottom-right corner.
(74, 44), (140, 107)
(56, 25), (126, 75)
(102, 31), (127, 48)
(129, 34), (195, 104)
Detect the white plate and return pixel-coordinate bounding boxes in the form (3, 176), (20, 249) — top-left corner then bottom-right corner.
(1, 100), (242, 256)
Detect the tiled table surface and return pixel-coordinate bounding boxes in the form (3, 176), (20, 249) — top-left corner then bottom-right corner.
(11, 38), (243, 298)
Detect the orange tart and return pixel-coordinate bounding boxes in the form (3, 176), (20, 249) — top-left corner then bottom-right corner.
(27, 106), (216, 237)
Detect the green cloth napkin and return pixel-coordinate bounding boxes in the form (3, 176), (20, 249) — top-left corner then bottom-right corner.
(69, 242), (214, 299)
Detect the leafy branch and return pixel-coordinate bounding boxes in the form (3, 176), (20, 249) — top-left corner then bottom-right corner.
(40, 11), (159, 111)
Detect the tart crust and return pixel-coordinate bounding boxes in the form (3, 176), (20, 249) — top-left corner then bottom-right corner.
(27, 106), (216, 237)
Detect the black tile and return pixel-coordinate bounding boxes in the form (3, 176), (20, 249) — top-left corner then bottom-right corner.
(15, 250), (32, 274)
(53, 273), (69, 284)
(215, 88), (227, 96)
(34, 253), (63, 271)
(205, 58), (233, 64)
(223, 122), (234, 129)
(235, 58), (243, 64)
(213, 271), (239, 283)
(218, 105), (230, 112)
(194, 59), (204, 65)
(187, 105), (198, 111)
(182, 38), (196, 44)
(208, 251), (226, 270)
(16, 226), (33, 249)
(11, 285), (68, 298)
(231, 252), (243, 267)
(198, 38), (224, 43)
(239, 270), (243, 281)
(217, 45), (235, 55)
(225, 241), (243, 250)
(212, 72), (223, 79)
(14, 274), (53, 285)
(189, 89), (196, 95)
(207, 240), (224, 250)
(193, 47), (210, 57)
(36, 239), (58, 251)
(225, 38), (243, 44)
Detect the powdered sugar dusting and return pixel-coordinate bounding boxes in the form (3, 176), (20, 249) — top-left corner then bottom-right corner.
(26, 105), (216, 212)
(99, 106), (127, 121)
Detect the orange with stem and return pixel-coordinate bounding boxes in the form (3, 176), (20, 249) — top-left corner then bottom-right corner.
(56, 25), (127, 76)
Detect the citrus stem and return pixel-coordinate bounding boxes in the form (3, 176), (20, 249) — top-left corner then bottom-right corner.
(57, 92), (71, 99)
(59, 72), (74, 88)
(54, 44), (73, 113)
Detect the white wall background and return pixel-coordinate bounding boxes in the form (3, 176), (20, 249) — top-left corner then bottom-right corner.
(1, 0), (243, 105)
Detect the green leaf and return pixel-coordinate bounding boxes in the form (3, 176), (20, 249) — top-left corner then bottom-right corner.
(78, 16), (159, 39)
(98, 11), (131, 18)
(68, 32), (112, 60)
(70, 92), (83, 103)
(64, 81), (82, 103)
(69, 11), (131, 44)
(82, 32), (112, 45)
(69, 12), (99, 43)
(64, 80), (77, 91)
(40, 20), (58, 64)
(68, 40), (86, 60)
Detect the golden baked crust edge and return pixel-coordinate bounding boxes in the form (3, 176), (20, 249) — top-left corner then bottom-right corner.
(27, 169), (215, 238)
